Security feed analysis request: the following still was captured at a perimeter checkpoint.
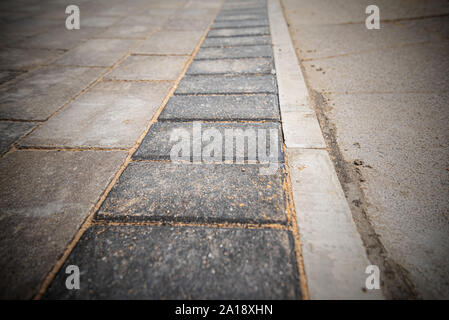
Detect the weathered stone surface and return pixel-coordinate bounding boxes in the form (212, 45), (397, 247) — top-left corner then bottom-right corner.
(202, 35), (270, 47)
(0, 47), (62, 70)
(187, 57), (273, 75)
(163, 17), (212, 30)
(44, 225), (301, 299)
(0, 121), (35, 155)
(158, 94), (279, 121)
(134, 30), (203, 54)
(208, 26), (269, 37)
(95, 25), (157, 39)
(175, 75), (277, 94)
(20, 81), (172, 148)
(54, 39), (139, 67)
(96, 162), (286, 223)
(195, 45), (272, 59)
(0, 66), (105, 120)
(105, 55), (188, 80)
(211, 19), (269, 29)
(0, 150), (127, 299)
(133, 121), (283, 162)
(0, 70), (24, 85)
(216, 13), (267, 21)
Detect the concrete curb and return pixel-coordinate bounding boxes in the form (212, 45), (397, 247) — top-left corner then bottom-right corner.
(268, 0), (384, 299)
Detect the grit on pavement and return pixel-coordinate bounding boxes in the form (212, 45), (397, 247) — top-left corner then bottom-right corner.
(282, 0), (449, 299)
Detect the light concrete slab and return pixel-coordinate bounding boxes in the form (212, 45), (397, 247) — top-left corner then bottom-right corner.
(0, 150), (127, 299)
(134, 30), (203, 55)
(105, 55), (189, 80)
(21, 81), (172, 149)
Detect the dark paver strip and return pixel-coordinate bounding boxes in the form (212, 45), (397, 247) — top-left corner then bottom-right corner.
(175, 75), (277, 95)
(96, 162), (287, 224)
(44, 225), (301, 299)
(211, 19), (269, 29)
(195, 45), (273, 60)
(207, 26), (270, 38)
(158, 94), (279, 121)
(132, 121), (283, 162)
(201, 35), (271, 47)
(186, 57), (273, 75)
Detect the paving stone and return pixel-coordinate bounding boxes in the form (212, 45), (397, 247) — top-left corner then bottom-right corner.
(118, 14), (170, 27)
(81, 16), (121, 27)
(0, 47), (62, 70)
(216, 13), (267, 21)
(105, 55), (188, 80)
(133, 121), (283, 162)
(96, 162), (286, 223)
(159, 94), (279, 121)
(134, 30), (203, 55)
(0, 150), (127, 299)
(211, 19), (269, 29)
(0, 66), (105, 121)
(195, 45), (272, 59)
(0, 70), (24, 85)
(20, 81), (172, 148)
(163, 17), (213, 30)
(44, 225), (301, 299)
(202, 35), (271, 47)
(0, 121), (35, 155)
(208, 26), (269, 37)
(175, 75), (277, 94)
(16, 27), (105, 50)
(187, 57), (273, 75)
(94, 25), (157, 39)
(54, 39), (139, 67)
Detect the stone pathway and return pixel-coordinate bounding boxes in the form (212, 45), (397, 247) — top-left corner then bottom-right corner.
(41, 0), (304, 299)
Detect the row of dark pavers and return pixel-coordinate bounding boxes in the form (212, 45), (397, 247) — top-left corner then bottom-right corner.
(43, 0), (302, 299)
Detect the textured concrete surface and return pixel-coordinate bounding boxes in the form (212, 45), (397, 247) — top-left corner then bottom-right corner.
(133, 121), (283, 162)
(134, 30), (203, 54)
(282, 0), (449, 298)
(0, 150), (127, 299)
(0, 121), (35, 155)
(54, 39), (138, 67)
(202, 35), (271, 47)
(176, 75), (277, 94)
(195, 45), (272, 59)
(44, 226), (300, 299)
(211, 19), (269, 29)
(159, 94), (280, 121)
(20, 82), (172, 148)
(208, 26), (270, 37)
(187, 57), (273, 75)
(105, 55), (189, 80)
(0, 66), (105, 120)
(96, 162), (286, 224)
(0, 47), (62, 70)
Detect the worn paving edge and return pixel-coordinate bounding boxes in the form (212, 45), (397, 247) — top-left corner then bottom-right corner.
(268, 0), (384, 299)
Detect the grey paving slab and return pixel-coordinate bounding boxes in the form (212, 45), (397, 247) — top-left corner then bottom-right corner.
(302, 41), (449, 93)
(105, 55), (188, 81)
(96, 162), (286, 224)
(44, 225), (301, 299)
(195, 45), (272, 59)
(20, 81), (172, 149)
(133, 121), (283, 162)
(0, 66), (105, 121)
(187, 57), (273, 75)
(0, 70), (24, 85)
(163, 17), (213, 30)
(54, 39), (139, 67)
(0, 150), (127, 299)
(16, 27), (105, 50)
(118, 14), (170, 27)
(94, 25), (157, 39)
(81, 16), (121, 27)
(202, 35), (271, 47)
(211, 19), (269, 29)
(216, 13), (267, 21)
(175, 74), (277, 94)
(159, 94), (279, 121)
(0, 121), (35, 155)
(134, 30), (203, 55)
(208, 26), (270, 37)
(0, 47), (62, 70)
